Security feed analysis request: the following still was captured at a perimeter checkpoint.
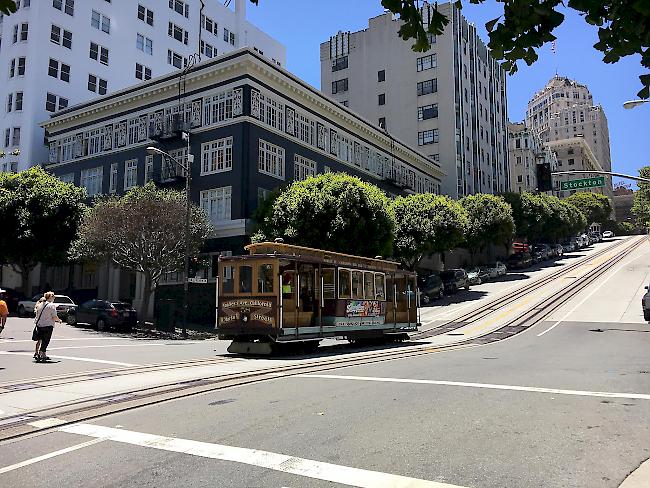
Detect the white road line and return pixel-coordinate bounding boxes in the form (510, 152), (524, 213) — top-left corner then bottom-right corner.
(27, 417), (67, 429)
(0, 438), (105, 475)
(537, 247), (649, 337)
(0, 337), (135, 343)
(0, 351), (137, 367)
(47, 343), (200, 351)
(60, 423), (465, 488)
(297, 374), (650, 401)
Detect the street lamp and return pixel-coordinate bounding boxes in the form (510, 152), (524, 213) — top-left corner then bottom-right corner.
(623, 99), (649, 110)
(147, 137), (193, 338)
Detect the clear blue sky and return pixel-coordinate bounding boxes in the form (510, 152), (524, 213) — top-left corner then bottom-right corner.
(246, 0), (649, 189)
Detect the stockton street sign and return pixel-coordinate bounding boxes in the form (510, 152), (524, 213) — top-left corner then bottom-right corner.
(560, 176), (605, 191)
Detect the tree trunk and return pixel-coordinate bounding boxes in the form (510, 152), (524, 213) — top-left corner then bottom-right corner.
(139, 272), (152, 327)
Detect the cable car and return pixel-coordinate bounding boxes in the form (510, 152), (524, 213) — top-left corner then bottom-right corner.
(216, 242), (418, 354)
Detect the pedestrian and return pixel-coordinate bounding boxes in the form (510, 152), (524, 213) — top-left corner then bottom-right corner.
(33, 292), (61, 362)
(0, 289), (9, 335)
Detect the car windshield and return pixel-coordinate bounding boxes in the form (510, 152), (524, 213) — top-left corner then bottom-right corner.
(54, 296), (74, 304)
(111, 303), (132, 310)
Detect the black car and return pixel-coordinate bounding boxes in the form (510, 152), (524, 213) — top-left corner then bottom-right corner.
(418, 273), (445, 304)
(507, 252), (533, 270)
(0, 287), (25, 313)
(439, 269), (470, 294)
(533, 244), (551, 262)
(67, 299), (137, 331)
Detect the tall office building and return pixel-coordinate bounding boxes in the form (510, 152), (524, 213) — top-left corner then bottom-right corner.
(526, 76), (613, 198)
(0, 0), (285, 173)
(320, 1), (510, 198)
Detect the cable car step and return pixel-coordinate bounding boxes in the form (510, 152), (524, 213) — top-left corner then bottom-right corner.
(227, 341), (273, 355)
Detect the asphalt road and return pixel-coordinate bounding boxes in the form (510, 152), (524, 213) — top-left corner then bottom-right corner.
(1, 237), (648, 487)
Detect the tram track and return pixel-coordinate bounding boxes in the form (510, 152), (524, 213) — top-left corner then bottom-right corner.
(0, 236), (645, 444)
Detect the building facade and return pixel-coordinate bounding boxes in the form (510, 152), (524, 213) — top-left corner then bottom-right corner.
(319, 1), (509, 199)
(507, 121), (559, 194)
(545, 138), (605, 199)
(526, 76), (613, 197)
(0, 0), (285, 174)
(40, 49), (444, 315)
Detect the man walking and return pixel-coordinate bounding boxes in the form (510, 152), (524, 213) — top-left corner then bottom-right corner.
(0, 289), (9, 335)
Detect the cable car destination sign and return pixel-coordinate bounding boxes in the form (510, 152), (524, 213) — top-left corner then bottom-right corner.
(560, 176), (605, 191)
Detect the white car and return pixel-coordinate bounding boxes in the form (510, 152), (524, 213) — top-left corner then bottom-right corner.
(18, 294), (76, 318)
(486, 261), (507, 279)
(602, 230), (614, 238)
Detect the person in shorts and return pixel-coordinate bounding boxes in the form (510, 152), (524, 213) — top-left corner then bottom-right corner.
(0, 289), (9, 335)
(33, 292), (61, 361)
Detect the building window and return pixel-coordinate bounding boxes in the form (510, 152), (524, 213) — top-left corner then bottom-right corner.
(9, 57), (26, 77)
(80, 167), (103, 196)
(255, 92), (285, 131)
(53, 0), (74, 15)
(517, 175), (523, 183)
(200, 40), (216, 58)
(124, 159), (138, 190)
(48, 58), (70, 82)
(137, 4), (154, 25)
(14, 22), (29, 42)
(257, 187), (271, 207)
(136, 33), (153, 54)
(203, 90), (235, 125)
(135, 63), (152, 80)
(201, 137), (233, 175)
(417, 79), (437, 96)
(50, 25), (72, 49)
(145, 155), (154, 182)
(258, 139), (285, 180)
(568, 158), (575, 165)
(201, 187), (232, 225)
(4, 129), (9, 148)
(201, 14), (218, 35)
(417, 129), (439, 146)
(331, 56), (348, 72)
(59, 173), (74, 185)
(378, 93), (385, 106)
(89, 42), (109, 65)
(109, 162), (119, 193)
(168, 22), (189, 45)
(377, 69), (385, 82)
(294, 154), (317, 181)
(14, 92), (23, 111)
(379, 117), (386, 129)
(417, 54), (436, 71)
(417, 103), (438, 120)
(167, 49), (184, 69)
(169, 0), (189, 18)
(91, 10), (110, 34)
(45, 92), (67, 112)
(88, 74), (108, 95)
(332, 78), (348, 94)
(6, 94), (13, 113)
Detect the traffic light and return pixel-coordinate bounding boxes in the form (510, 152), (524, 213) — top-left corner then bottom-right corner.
(536, 162), (552, 192)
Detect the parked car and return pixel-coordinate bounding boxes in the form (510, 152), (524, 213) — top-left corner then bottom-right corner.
(561, 240), (576, 253)
(589, 231), (603, 243)
(418, 273), (445, 304)
(507, 252), (533, 270)
(0, 287), (25, 313)
(67, 299), (137, 331)
(439, 269), (470, 294)
(581, 233), (592, 246)
(18, 294), (76, 319)
(467, 267), (489, 285)
(643, 284), (650, 322)
(532, 244), (550, 263)
(554, 244), (564, 258)
(575, 235), (587, 248)
(602, 230), (614, 239)
(485, 261), (507, 279)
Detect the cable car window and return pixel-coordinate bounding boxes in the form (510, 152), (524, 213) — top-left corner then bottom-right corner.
(351, 270), (363, 299)
(282, 269), (295, 297)
(239, 265), (253, 293)
(222, 265), (234, 293)
(363, 272), (375, 300)
(375, 273), (386, 300)
(338, 269), (351, 298)
(322, 268), (335, 299)
(257, 264), (274, 293)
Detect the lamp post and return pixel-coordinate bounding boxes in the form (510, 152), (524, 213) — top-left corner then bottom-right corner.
(623, 99), (649, 110)
(147, 137), (193, 338)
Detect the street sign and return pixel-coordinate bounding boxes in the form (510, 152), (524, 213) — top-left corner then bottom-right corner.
(187, 277), (208, 284)
(560, 176), (605, 191)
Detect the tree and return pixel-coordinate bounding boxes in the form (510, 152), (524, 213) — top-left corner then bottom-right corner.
(252, 172), (394, 258)
(70, 183), (211, 325)
(0, 167), (86, 293)
(247, 0), (650, 99)
(565, 192), (613, 226)
(501, 191), (551, 243)
(0, 1), (15, 15)
(632, 166), (650, 230)
(459, 194), (514, 263)
(392, 193), (467, 270)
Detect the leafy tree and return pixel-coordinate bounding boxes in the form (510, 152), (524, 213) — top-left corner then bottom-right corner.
(0, 0), (15, 15)
(632, 166), (650, 230)
(459, 194), (514, 263)
(252, 173), (394, 258)
(248, 0), (650, 98)
(565, 192), (613, 225)
(618, 221), (636, 235)
(501, 191), (551, 243)
(0, 167), (86, 293)
(70, 183), (211, 325)
(392, 193), (467, 270)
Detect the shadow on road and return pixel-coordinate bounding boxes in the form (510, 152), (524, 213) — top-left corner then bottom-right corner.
(420, 289), (488, 308)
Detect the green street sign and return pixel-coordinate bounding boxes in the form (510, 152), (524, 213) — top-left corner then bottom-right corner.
(560, 176), (605, 191)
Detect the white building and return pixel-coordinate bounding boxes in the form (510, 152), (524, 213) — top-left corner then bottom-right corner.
(320, 2), (510, 198)
(507, 121), (558, 194)
(0, 0), (285, 173)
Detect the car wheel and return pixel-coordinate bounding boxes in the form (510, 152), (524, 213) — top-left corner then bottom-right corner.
(465, 283), (470, 290)
(18, 305), (26, 317)
(96, 318), (107, 331)
(67, 314), (77, 326)
(438, 289), (444, 300)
